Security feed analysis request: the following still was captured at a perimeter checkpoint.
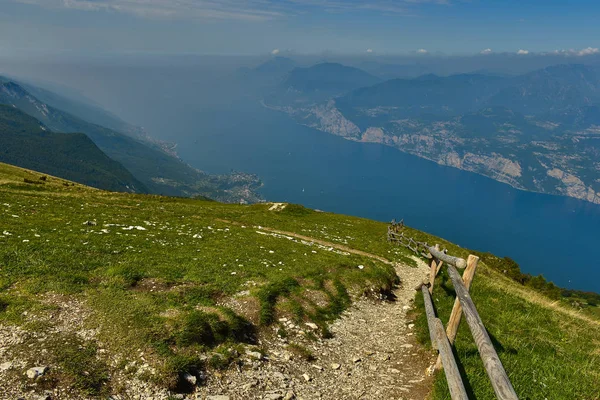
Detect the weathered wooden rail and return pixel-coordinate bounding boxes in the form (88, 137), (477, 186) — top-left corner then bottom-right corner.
(388, 223), (518, 400)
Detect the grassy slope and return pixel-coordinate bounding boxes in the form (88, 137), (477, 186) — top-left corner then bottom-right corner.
(0, 162), (399, 394)
(0, 162), (598, 398)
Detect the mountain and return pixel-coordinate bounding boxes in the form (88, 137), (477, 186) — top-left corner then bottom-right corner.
(266, 62), (382, 106)
(254, 56), (297, 76)
(267, 64), (600, 204)
(355, 61), (431, 79)
(490, 64), (600, 114)
(285, 63), (381, 94)
(235, 57), (298, 94)
(0, 78), (262, 203)
(336, 73), (509, 124)
(15, 79), (136, 135)
(0, 105), (147, 192)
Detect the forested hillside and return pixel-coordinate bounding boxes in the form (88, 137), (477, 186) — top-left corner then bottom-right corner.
(0, 105), (147, 192)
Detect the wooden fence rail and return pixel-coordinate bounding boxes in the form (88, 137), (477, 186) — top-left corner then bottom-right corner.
(388, 223), (518, 400)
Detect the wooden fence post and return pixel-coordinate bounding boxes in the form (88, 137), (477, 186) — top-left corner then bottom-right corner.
(429, 244), (447, 294)
(446, 265), (519, 400)
(421, 286), (469, 400)
(435, 254), (479, 370)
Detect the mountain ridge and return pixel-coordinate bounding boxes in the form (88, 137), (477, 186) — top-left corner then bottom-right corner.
(266, 63), (600, 204)
(0, 104), (147, 193)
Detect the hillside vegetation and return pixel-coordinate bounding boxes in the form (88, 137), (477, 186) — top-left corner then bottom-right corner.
(0, 162), (598, 399)
(0, 105), (147, 193)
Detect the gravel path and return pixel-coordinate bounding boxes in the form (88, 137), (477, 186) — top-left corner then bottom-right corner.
(198, 255), (435, 400)
(0, 223), (436, 400)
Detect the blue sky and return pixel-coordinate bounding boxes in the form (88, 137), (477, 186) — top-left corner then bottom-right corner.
(1, 0), (599, 56)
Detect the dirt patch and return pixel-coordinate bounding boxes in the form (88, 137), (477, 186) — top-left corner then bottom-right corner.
(131, 278), (174, 292)
(219, 295), (262, 325)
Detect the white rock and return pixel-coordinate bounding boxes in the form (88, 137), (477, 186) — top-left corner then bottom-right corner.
(331, 363), (341, 370)
(357, 265), (365, 270)
(26, 366), (48, 379)
(0, 361), (12, 372)
(246, 350), (263, 360)
(182, 372), (196, 385)
(207, 396), (230, 400)
(302, 373), (311, 381)
(283, 391), (295, 400)
(305, 322), (318, 330)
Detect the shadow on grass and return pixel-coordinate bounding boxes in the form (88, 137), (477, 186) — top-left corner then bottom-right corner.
(451, 344), (477, 399)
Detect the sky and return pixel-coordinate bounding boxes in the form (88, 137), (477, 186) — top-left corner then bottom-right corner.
(1, 0), (599, 57)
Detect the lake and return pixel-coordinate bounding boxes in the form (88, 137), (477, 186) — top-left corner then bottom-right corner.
(171, 98), (600, 293)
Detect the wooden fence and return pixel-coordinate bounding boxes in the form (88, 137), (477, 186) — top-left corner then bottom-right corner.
(388, 224), (518, 400)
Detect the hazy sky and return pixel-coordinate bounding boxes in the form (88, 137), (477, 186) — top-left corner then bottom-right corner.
(1, 0), (599, 57)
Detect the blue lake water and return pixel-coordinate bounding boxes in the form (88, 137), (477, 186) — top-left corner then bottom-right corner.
(174, 99), (600, 293)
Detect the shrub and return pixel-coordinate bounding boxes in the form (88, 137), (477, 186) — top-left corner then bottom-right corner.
(280, 203), (314, 216)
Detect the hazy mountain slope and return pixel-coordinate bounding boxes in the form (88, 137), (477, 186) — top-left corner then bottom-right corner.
(254, 56), (297, 76)
(0, 79), (262, 202)
(16, 80), (135, 134)
(269, 64), (600, 204)
(490, 64), (600, 114)
(267, 62), (382, 106)
(0, 105), (147, 192)
(285, 62), (381, 94)
(337, 73), (508, 120)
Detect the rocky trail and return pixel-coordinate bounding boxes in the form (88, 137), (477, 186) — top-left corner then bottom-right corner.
(0, 222), (436, 400)
(197, 225), (435, 400)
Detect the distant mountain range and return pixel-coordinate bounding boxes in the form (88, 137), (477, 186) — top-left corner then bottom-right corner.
(268, 62), (381, 105)
(263, 63), (600, 204)
(0, 77), (262, 203)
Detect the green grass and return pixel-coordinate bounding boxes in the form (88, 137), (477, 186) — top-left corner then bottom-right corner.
(0, 162), (400, 395)
(414, 266), (600, 400)
(1, 161), (598, 398)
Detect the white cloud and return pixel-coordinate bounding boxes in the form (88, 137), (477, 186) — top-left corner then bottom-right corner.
(417, 48), (428, 54)
(480, 48), (492, 55)
(10, 0), (451, 21)
(577, 47), (599, 56)
(547, 47), (600, 57)
(366, 48), (374, 53)
(517, 49), (529, 55)
(271, 48), (280, 55)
